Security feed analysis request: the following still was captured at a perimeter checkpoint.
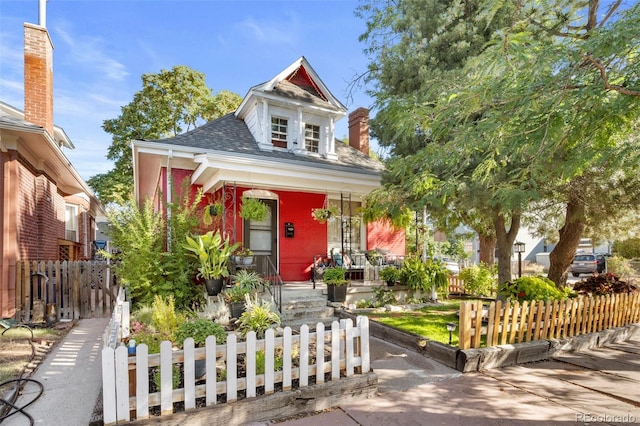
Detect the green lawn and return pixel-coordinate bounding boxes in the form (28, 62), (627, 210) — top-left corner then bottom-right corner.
(362, 299), (482, 346)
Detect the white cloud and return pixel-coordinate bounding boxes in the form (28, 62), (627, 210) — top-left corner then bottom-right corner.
(53, 25), (129, 82)
(235, 14), (299, 45)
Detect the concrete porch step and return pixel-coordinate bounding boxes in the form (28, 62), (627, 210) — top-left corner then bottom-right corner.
(282, 316), (340, 331)
(280, 305), (335, 322)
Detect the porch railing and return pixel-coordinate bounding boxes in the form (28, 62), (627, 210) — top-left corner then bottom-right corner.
(257, 255), (282, 313)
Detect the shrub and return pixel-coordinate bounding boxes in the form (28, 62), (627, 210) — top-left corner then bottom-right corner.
(132, 330), (162, 354)
(501, 276), (573, 302)
(323, 267), (349, 285)
(236, 296), (281, 339)
(106, 189), (204, 310)
(400, 256), (449, 295)
(380, 266), (400, 283)
(255, 350), (284, 374)
(613, 238), (640, 259)
(151, 295), (183, 341)
(175, 318), (227, 347)
(400, 256), (429, 292)
(373, 286), (398, 306)
(605, 255), (636, 278)
(458, 263), (497, 297)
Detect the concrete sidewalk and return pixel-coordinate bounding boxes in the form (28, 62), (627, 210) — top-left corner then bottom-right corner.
(274, 337), (640, 426)
(3, 318), (109, 426)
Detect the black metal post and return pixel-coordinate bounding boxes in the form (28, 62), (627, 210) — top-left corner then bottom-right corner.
(518, 252), (522, 278)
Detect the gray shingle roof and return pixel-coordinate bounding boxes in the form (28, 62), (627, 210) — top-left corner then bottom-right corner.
(0, 107), (43, 131)
(144, 113), (384, 174)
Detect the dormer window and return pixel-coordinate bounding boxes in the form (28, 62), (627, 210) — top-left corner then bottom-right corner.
(305, 124), (320, 153)
(271, 117), (288, 148)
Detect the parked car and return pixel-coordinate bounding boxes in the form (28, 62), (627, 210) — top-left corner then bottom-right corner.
(430, 256), (461, 275)
(570, 253), (606, 277)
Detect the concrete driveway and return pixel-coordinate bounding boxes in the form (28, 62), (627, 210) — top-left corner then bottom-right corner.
(275, 336), (640, 426)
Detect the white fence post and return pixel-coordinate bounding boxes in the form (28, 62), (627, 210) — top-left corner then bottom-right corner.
(114, 345), (130, 422)
(205, 335), (217, 406)
(315, 322), (325, 384)
(184, 338), (196, 411)
(136, 344), (149, 420)
(299, 325), (309, 387)
(264, 329), (275, 394)
(101, 347), (117, 425)
(282, 327), (292, 390)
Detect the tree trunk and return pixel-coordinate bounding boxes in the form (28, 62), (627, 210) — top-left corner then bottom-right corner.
(478, 233), (496, 266)
(493, 210), (521, 298)
(548, 191), (587, 287)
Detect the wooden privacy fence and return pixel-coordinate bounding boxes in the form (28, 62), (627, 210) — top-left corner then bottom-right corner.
(101, 317), (371, 424)
(459, 293), (640, 349)
(15, 260), (119, 322)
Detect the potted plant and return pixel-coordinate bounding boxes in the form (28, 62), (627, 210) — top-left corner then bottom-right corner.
(183, 230), (241, 296)
(323, 266), (349, 303)
(311, 205), (339, 224)
(234, 247), (254, 265)
(380, 266), (400, 287)
(203, 202), (222, 225)
(225, 270), (264, 318)
(224, 284), (251, 318)
(240, 197), (269, 221)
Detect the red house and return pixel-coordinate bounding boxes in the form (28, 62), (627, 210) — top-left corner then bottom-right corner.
(132, 57), (404, 281)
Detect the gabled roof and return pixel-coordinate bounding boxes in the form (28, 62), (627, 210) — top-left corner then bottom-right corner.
(141, 113), (383, 174)
(235, 56), (346, 118)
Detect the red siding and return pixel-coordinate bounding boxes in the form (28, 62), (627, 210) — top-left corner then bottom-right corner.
(367, 221), (405, 256)
(165, 168), (404, 282)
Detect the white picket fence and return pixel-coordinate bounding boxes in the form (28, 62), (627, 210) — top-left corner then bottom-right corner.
(101, 317), (371, 424)
(101, 287), (129, 349)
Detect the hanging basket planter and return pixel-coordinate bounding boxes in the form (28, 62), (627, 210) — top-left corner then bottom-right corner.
(311, 205), (339, 224)
(240, 197), (269, 221)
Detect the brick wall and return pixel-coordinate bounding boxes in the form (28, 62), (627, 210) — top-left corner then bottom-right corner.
(18, 162), (65, 260)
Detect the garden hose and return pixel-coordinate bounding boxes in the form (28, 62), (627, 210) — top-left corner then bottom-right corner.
(0, 378), (44, 425)
(0, 323), (44, 425)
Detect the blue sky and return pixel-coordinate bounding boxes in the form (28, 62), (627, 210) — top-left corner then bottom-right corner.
(0, 0), (375, 182)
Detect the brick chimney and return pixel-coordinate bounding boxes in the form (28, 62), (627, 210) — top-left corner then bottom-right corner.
(24, 22), (54, 137)
(348, 107), (370, 155)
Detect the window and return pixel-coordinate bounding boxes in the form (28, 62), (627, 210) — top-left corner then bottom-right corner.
(65, 204), (78, 241)
(304, 124), (320, 153)
(271, 117), (288, 148)
(328, 200), (362, 252)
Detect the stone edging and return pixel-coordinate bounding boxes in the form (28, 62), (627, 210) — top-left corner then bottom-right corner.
(337, 310), (640, 372)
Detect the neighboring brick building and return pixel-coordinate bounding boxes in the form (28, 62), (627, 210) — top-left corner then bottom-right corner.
(133, 57), (405, 282)
(0, 16), (103, 316)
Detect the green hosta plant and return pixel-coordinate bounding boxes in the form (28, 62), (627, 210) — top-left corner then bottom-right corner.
(184, 230), (241, 279)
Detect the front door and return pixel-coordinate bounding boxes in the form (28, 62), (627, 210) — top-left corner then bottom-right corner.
(243, 199), (277, 272)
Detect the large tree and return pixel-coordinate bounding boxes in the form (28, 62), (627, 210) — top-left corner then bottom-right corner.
(88, 65), (242, 204)
(358, 0), (640, 287)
